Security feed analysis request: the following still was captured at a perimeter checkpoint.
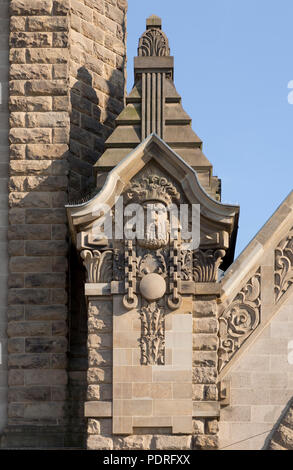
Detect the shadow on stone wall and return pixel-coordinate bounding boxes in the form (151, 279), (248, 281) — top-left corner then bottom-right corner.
(64, 65), (125, 448)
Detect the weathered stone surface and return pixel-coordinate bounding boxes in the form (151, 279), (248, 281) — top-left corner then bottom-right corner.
(10, 0), (53, 16)
(87, 384), (112, 401)
(193, 367), (217, 384)
(24, 369), (67, 385)
(9, 192), (51, 208)
(25, 80), (67, 96)
(10, 64), (52, 81)
(9, 128), (51, 144)
(25, 240), (67, 256)
(26, 144), (68, 159)
(193, 300), (217, 317)
(25, 273), (65, 288)
(7, 321), (51, 338)
(8, 386), (51, 402)
(206, 419), (219, 435)
(192, 351), (217, 367)
(26, 48), (68, 64)
(193, 318), (218, 334)
(87, 368), (112, 384)
(88, 349), (112, 368)
(193, 334), (218, 351)
(27, 16), (68, 32)
(8, 225), (51, 240)
(87, 435), (113, 450)
(10, 32), (53, 49)
(192, 419), (205, 435)
(193, 434), (218, 450)
(8, 288), (51, 305)
(8, 338), (25, 354)
(114, 435), (152, 450)
(25, 337), (67, 353)
(8, 353), (51, 369)
(88, 333), (112, 350)
(9, 257), (51, 272)
(153, 435), (192, 450)
(25, 305), (67, 321)
(8, 370), (24, 386)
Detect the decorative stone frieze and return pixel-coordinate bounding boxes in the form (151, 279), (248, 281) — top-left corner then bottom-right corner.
(218, 269), (261, 372)
(274, 226), (293, 303)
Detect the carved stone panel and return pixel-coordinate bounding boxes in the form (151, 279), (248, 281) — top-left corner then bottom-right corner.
(218, 269), (261, 372)
(139, 302), (166, 365)
(138, 28), (170, 57)
(274, 227), (293, 303)
(81, 249), (113, 283)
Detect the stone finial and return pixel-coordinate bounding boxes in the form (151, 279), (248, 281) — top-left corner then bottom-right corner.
(138, 16), (170, 57)
(146, 14), (162, 29)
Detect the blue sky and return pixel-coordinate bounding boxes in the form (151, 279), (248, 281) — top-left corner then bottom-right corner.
(126, 0), (293, 256)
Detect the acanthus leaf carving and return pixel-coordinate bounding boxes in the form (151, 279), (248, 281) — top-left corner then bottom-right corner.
(218, 269), (261, 372)
(274, 227), (293, 303)
(178, 249), (193, 281)
(138, 28), (170, 57)
(193, 249), (225, 283)
(139, 302), (166, 365)
(80, 249), (113, 283)
(126, 175), (181, 206)
(137, 251), (167, 278)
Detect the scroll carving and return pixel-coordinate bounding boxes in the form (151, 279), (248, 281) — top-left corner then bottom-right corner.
(218, 269), (261, 371)
(138, 28), (170, 57)
(139, 302), (166, 365)
(274, 227), (293, 303)
(80, 249), (113, 283)
(193, 249), (225, 283)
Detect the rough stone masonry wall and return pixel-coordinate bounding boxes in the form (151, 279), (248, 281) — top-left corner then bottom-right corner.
(7, 0), (71, 440)
(0, 0), (9, 435)
(68, 0), (126, 200)
(5, 0), (127, 447)
(192, 298), (219, 450)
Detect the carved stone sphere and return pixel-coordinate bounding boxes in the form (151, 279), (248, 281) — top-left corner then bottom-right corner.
(140, 273), (166, 301)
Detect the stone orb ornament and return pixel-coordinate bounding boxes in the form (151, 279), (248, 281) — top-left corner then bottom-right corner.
(139, 273), (166, 301)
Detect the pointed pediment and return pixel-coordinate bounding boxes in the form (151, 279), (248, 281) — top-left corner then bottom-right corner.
(67, 134), (239, 266)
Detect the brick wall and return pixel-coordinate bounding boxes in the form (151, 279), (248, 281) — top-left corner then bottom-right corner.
(5, 0), (127, 448)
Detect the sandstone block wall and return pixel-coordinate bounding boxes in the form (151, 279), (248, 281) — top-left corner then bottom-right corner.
(68, 0), (127, 200)
(219, 298), (293, 450)
(0, 0), (9, 435)
(192, 298), (219, 450)
(8, 0), (71, 432)
(4, 0), (127, 447)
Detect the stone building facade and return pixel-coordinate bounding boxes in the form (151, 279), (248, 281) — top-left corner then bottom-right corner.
(0, 2), (292, 450)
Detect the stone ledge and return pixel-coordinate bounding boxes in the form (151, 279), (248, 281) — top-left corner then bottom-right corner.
(84, 401), (220, 418)
(85, 283), (111, 296)
(84, 281), (222, 297)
